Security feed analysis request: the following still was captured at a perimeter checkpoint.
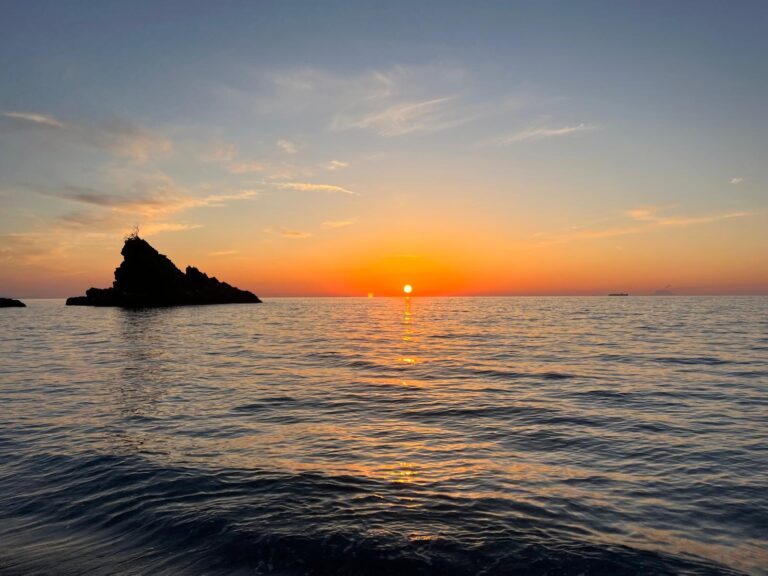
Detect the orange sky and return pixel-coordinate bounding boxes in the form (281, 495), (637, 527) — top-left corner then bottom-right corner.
(5, 207), (764, 298)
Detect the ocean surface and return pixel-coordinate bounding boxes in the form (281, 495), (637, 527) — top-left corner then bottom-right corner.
(0, 297), (766, 575)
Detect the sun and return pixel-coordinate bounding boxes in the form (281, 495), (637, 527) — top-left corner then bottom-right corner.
(403, 284), (413, 294)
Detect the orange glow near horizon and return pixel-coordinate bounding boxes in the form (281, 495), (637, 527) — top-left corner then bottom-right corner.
(2, 211), (768, 298)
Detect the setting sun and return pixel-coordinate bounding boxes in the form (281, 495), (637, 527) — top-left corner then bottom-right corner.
(403, 284), (413, 294)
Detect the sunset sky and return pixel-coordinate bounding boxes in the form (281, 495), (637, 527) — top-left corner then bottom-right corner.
(1, 1), (766, 297)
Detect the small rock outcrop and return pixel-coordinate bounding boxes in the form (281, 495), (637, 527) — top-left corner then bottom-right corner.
(66, 235), (261, 307)
(0, 298), (26, 308)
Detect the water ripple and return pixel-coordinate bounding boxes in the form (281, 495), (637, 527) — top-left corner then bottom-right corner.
(1, 296), (766, 575)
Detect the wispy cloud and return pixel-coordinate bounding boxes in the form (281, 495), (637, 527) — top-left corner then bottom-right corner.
(42, 183), (257, 244)
(0, 232), (69, 265)
(2, 111), (67, 129)
(260, 65), (474, 137)
(206, 144), (238, 164)
(50, 182), (258, 217)
(626, 206), (666, 222)
(277, 139), (299, 154)
(208, 250), (238, 256)
(255, 66), (417, 115)
(197, 190), (259, 206)
(325, 160), (349, 170)
(627, 205), (749, 227)
(273, 181), (357, 195)
(322, 219), (356, 229)
(140, 222), (203, 236)
(280, 228), (311, 238)
(494, 123), (595, 145)
(102, 121), (172, 162)
(218, 65), (496, 142)
(567, 226), (643, 240)
(53, 212), (192, 237)
(30, 175), (258, 244)
(1, 110), (171, 162)
(332, 96), (471, 136)
(202, 144), (266, 173)
(730, 177), (743, 184)
(524, 206), (753, 249)
(1, 177), (240, 276)
(228, 160), (266, 174)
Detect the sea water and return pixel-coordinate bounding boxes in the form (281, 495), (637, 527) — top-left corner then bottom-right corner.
(0, 297), (766, 575)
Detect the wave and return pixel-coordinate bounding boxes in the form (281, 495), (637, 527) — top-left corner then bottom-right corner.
(0, 450), (743, 576)
(2, 297), (766, 575)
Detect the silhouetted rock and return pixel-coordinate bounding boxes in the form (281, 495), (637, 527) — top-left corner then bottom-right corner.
(0, 298), (26, 308)
(66, 235), (261, 307)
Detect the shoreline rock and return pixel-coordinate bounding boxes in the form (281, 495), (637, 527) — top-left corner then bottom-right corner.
(66, 235), (261, 307)
(0, 298), (26, 308)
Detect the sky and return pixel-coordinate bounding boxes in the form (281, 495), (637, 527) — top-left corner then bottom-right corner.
(1, 0), (766, 297)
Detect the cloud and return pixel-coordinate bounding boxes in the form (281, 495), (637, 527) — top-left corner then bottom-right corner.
(626, 206), (749, 227)
(100, 121), (172, 162)
(0, 177), (216, 276)
(264, 64), (467, 104)
(325, 160), (349, 170)
(35, 176), (258, 242)
(139, 222), (203, 236)
(332, 96), (471, 136)
(219, 65), (557, 152)
(208, 250), (238, 256)
(1, 111), (67, 129)
(0, 232), (67, 265)
(1, 110), (171, 163)
(195, 190), (259, 207)
(494, 123), (595, 145)
(322, 219), (356, 229)
(203, 143), (267, 174)
(206, 144), (238, 163)
(218, 65), (486, 142)
(264, 67), (402, 108)
(44, 184), (257, 247)
(218, 66), (402, 123)
(50, 182), (258, 217)
(626, 207), (663, 222)
(54, 209), (201, 239)
(273, 181), (357, 195)
(227, 161), (266, 174)
(568, 225), (643, 240)
(524, 206), (753, 249)
(277, 139), (299, 154)
(280, 228), (311, 239)
(730, 177), (743, 184)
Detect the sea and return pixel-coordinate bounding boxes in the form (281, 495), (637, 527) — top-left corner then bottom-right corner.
(0, 297), (766, 575)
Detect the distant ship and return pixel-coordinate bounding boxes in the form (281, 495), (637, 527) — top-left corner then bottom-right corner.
(608, 293), (629, 296)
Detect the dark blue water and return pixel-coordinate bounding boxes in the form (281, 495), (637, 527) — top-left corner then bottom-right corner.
(1, 297), (766, 575)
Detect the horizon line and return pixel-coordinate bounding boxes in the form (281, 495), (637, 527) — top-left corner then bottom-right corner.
(13, 293), (768, 300)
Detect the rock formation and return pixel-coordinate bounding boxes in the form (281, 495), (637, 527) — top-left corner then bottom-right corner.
(66, 235), (261, 307)
(0, 298), (26, 307)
